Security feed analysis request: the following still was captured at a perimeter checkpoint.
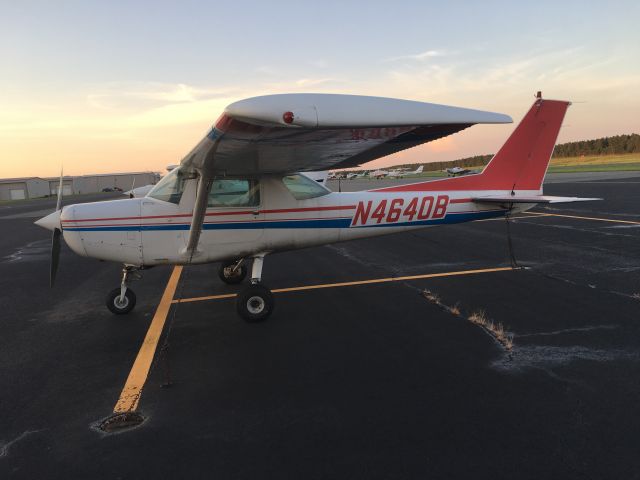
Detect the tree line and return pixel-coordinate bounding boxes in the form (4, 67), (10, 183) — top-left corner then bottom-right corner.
(552, 134), (640, 157)
(390, 133), (640, 172)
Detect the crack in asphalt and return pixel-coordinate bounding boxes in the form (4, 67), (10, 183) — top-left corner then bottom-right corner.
(0, 430), (44, 459)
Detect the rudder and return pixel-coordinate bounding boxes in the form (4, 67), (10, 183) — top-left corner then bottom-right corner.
(480, 96), (570, 192)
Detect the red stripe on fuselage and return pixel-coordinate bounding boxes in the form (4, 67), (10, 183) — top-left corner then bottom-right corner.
(62, 215), (352, 228)
(61, 205), (357, 224)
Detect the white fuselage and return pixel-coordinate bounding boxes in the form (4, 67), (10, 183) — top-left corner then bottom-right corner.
(59, 175), (532, 266)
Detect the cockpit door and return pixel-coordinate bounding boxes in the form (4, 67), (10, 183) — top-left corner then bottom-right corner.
(199, 178), (264, 246)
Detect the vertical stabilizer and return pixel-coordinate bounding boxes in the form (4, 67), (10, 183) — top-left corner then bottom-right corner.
(478, 95), (570, 191)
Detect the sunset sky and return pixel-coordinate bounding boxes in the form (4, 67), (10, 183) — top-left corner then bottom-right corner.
(1, 0), (639, 178)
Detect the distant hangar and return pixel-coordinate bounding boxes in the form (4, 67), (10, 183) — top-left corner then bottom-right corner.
(0, 171), (160, 201)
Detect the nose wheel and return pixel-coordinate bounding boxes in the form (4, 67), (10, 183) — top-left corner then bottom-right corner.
(106, 265), (140, 315)
(106, 287), (137, 314)
(235, 253), (274, 322)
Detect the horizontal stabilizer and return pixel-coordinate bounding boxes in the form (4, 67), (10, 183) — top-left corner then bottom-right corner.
(472, 195), (602, 204)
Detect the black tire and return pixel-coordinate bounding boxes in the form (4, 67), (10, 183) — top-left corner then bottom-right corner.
(236, 284), (274, 322)
(106, 288), (137, 315)
(218, 262), (248, 285)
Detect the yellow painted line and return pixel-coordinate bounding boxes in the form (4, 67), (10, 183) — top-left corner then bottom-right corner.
(113, 266), (183, 413)
(523, 211), (640, 225)
(474, 213), (552, 222)
(173, 292), (237, 303)
(172, 266), (515, 305)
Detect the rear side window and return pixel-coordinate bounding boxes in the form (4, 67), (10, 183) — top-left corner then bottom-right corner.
(208, 179), (260, 207)
(282, 174), (329, 200)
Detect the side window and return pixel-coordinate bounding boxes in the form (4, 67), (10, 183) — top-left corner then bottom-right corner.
(282, 174), (330, 200)
(147, 168), (186, 204)
(208, 179), (260, 207)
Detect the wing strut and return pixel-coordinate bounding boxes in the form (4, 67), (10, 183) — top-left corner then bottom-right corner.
(183, 174), (213, 259)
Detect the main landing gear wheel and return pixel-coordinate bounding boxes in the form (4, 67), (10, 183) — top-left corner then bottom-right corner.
(236, 284), (274, 322)
(106, 288), (137, 315)
(218, 261), (247, 285)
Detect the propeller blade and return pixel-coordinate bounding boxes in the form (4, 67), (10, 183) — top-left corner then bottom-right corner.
(55, 168), (64, 211)
(50, 228), (61, 287)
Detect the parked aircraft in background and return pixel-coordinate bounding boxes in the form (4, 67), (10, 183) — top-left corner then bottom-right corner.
(125, 184), (155, 198)
(388, 165), (424, 178)
(369, 169), (390, 179)
(35, 92), (596, 322)
(328, 171), (348, 179)
(346, 171), (367, 180)
(446, 166), (475, 176)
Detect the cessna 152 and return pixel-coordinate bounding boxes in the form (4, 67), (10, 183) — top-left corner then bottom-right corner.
(388, 165), (424, 178)
(446, 166), (474, 177)
(35, 92), (596, 321)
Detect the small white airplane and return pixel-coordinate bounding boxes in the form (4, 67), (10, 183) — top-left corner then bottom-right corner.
(446, 166), (474, 177)
(388, 165), (424, 178)
(124, 184), (155, 198)
(369, 169), (390, 179)
(346, 171), (367, 180)
(35, 92), (597, 322)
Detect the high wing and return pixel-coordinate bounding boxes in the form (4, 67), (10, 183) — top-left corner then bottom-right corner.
(180, 94), (512, 176)
(179, 93), (512, 257)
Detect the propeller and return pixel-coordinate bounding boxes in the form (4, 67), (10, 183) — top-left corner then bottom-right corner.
(50, 227), (61, 287)
(34, 169), (65, 286)
(50, 169), (64, 286)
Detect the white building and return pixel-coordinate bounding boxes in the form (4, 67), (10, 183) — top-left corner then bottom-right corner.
(78, 172), (161, 194)
(0, 177), (50, 201)
(0, 171), (161, 200)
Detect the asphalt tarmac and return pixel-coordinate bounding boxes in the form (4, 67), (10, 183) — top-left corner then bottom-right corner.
(1, 175), (639, 479)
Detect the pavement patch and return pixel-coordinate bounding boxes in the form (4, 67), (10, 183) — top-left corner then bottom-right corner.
(112, 266), (183, 414)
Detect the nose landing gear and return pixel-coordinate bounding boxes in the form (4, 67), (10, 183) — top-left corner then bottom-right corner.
(106, 265), (140, 315)
(236, 254), (274, 322)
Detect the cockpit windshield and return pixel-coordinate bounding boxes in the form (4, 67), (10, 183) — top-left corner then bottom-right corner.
(147, 167), (187, 204)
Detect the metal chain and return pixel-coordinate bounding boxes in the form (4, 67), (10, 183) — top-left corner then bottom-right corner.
(505, 205), (520, 269)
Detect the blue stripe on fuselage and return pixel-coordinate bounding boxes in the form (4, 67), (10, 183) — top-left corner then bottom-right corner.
(64, 218), (352, 232)
(351, 209), (505, 228)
